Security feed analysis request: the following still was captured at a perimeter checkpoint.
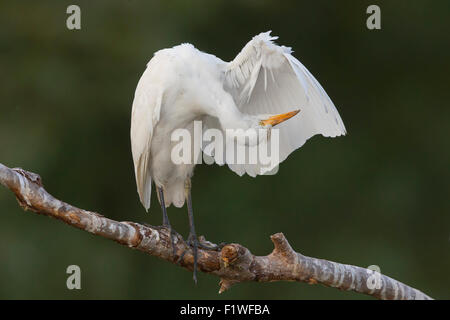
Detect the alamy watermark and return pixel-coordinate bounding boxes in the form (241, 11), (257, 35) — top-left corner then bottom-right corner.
(170, 121), (280, 174)
(366, 5), (381, 30)
(366, 265), (382, 290)
(66, 265), (81, 290)
(66, 5), (81, 30)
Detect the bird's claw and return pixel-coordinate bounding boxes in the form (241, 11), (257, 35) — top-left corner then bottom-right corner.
(184, 232), (199, 284)
(176, 233), (197, 261)
(168, 226), (178, 257)
(176, 235), (221, 261)
(175, 234), (228, 284)
(198, 235), (227, 251)
(144, 223), (179, 257)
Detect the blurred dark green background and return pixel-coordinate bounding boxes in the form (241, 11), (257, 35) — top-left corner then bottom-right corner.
(0, 0), (449, 299)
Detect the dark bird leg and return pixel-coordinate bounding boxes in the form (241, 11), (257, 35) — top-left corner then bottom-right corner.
(157, 187), (177, 257)
(176, 179), (224, 282)
(185, 179), (199, 284)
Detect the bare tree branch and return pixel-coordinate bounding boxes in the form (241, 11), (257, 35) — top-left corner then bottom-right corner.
(0, 163), (432, 300)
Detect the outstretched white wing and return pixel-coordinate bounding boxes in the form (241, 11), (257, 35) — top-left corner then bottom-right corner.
(219, 31), (346, 176)
(130, 64), (163, 211)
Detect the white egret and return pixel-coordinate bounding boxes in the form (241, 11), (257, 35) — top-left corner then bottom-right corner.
(130, 31), (346, 282)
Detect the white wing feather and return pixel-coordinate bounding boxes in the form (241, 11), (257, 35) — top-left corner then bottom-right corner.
(130, 66), (163, 211)
(219, 31), (346, 176)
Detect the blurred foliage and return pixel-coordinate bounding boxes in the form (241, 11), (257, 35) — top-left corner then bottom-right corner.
(0, 0), (449, 299)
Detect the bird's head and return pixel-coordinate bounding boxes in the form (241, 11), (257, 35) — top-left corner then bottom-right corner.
(232, 110), (300, 147)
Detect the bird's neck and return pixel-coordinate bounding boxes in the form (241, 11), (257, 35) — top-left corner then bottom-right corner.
(210, 102), (250, 132)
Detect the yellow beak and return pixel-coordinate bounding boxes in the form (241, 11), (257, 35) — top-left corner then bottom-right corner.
(260, 110), (300, 127)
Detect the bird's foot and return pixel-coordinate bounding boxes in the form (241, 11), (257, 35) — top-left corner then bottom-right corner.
(144, 223), (180, 258)
(165, 224), (179, 258)
(198, 235), (227, 251)
(176, 235), (227, 283)
(176, 232), (202, 284)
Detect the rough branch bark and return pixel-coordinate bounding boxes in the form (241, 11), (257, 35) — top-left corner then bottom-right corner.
(0, 163), (432, 300)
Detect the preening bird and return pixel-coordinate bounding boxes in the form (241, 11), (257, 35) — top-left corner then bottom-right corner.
(130, 31), (346, 282)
